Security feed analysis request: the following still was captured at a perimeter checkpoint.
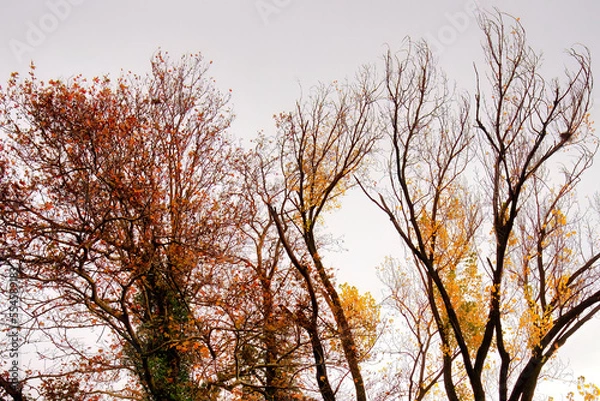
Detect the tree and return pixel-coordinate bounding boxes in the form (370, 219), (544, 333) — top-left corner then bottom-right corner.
(377, 256), (449, 401)
(0, 52), (243, 400)
(261, 76), (381, 401)
(367, 11), (599, 401)
(218, 150), (318, 401)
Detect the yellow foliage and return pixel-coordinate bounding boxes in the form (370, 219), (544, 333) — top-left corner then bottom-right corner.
(519, 205), (577, 350)
(417, 191), (473, 271)
(562, 376), (600, 401)
(437, 253), (487, 353)
(338, 283), (381, 360)
(520, 284), (554, 350)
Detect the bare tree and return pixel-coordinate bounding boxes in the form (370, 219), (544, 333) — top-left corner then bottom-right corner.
(220, 150), (318, 401)
(263, 75), (381, 401)
(366, 11), (598, 401)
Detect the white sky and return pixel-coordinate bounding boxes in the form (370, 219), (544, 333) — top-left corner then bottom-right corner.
(1, 1), (599, 399)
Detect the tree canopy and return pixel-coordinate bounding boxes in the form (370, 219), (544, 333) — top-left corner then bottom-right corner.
(1, 11), (599, 401)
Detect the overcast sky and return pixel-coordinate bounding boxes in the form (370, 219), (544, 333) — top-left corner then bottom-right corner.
(1, 1), (599, 398)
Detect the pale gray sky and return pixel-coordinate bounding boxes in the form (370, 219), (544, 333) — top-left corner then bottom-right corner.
(2, 1), (599, 137)
(1, 1), (599, 398)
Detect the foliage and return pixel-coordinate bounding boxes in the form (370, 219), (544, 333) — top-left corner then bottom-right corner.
(0, 51), (241, 400)
(0, 9), (599, 401)
(336, 283), (380, 361)
(369, 11), (599, 401)
(569, 377), (600, 401)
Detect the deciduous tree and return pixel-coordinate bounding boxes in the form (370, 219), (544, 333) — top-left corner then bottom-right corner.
(367, 11), (599, 401)
(263, 76), (380, 401)
(0, 52), (242, 401)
